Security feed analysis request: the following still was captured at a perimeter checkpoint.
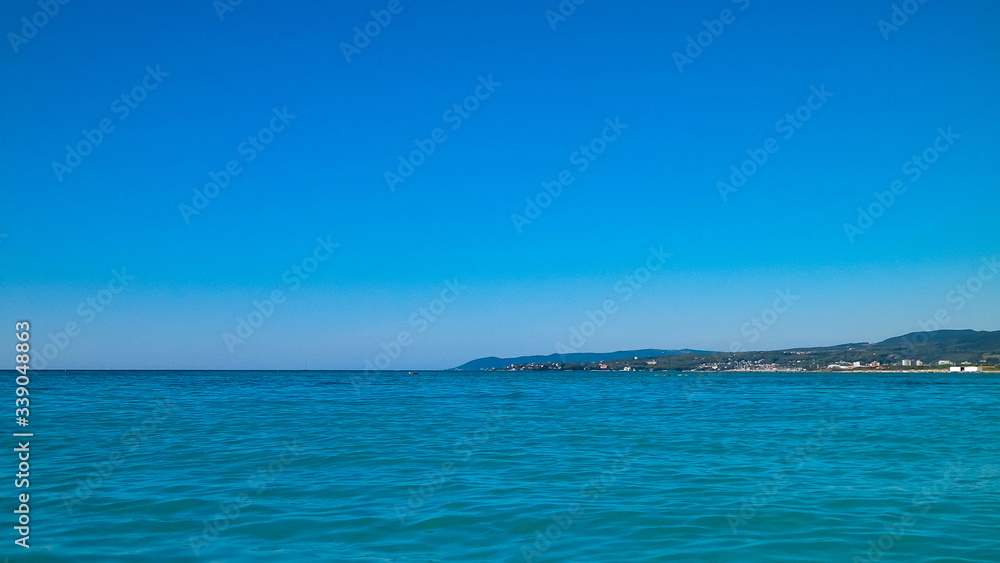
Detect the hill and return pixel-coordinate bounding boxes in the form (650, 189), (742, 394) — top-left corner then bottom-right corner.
(452, 349), (710, 371)
(478, 330), (1000, 372)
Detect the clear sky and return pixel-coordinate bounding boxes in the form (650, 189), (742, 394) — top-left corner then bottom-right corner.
(1, 0), (998, 369)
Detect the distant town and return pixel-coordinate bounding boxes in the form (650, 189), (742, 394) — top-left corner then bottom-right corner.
(472, 330), (1000, 373)
(495, 357), (995, 373)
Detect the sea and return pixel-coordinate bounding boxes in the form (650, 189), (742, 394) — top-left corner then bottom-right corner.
(7, 370), (999, 562)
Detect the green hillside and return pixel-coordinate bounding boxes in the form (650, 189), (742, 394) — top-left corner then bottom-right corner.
(491, 330), (1000, 372)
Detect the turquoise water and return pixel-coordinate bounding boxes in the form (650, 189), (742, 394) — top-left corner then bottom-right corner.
(8, 370), (1000, 562)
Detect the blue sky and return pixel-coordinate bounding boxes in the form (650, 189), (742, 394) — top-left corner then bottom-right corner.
(1, 0), (998, 369)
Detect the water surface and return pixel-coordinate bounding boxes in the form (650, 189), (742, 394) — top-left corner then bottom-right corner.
(10, 370), (1000, 562)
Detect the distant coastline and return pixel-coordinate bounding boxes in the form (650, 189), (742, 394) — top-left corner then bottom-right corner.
(461, 329), (1000, 373)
